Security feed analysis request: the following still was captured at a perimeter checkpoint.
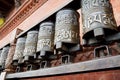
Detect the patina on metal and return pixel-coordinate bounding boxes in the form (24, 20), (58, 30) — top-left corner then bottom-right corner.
(81, 0), (117, 45)
(36, 22), (54, 59)
(13, 37), (26, 65)
(0, 46), (10, 69)
(23, 31), (38, 61)
(55, 9), (80, 53)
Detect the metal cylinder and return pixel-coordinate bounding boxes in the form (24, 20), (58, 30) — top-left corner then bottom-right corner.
(55, 9), (79, 44)
(13, 37), (26, 61)
(23, 31), (38, 57)
(0, 47), (10, 68)
(37, 22), (54, 52)
(81, 0), (117, 39)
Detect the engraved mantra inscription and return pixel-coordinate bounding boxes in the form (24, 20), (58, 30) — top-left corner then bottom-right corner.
(24, 46), (36, 53)
(40, 26), (52, 34)
(86, 13), (116, 28)
(37, 39), (52, 50)
(37, 24), (54, 51)
(55, 9), (79, 43)
(82, 0), (110, 11)
(55, 29), (78, 42)
(24, 32), (38, 55)
(82, 0), (117, 33)
(14, 42), (25, 59)
(56, 13), (77, 26)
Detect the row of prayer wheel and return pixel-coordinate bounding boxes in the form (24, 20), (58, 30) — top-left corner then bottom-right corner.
(0, 0), (118, 70)
(12, 9), (80, 64)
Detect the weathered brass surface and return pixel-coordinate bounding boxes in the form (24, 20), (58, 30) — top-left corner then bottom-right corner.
(23, 31), (38, 60)
(81, 0), (117, 39)
(0, 47), (10, 68)
(55, 9), (79, 44)
(54, 9), (80, 53)
(13, 37), (26, 63)
(37, 22), (54, 52)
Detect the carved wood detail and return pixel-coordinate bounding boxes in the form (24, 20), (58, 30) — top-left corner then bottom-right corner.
(0, 0), (48, 40)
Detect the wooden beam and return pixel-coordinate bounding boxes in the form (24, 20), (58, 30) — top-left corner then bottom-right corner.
(6, 55), (120, 79)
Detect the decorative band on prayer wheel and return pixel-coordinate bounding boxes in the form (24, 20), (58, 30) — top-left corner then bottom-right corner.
(13, 37), (26, 61)
(81, 0), (117, 39)
(55, 9), (80, 44)
(37, 22), (54, 52)
(0, 47), (10, 67)
(23, 31), (38, 57)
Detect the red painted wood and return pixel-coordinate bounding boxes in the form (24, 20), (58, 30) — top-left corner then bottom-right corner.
(21, 70), (120, 80)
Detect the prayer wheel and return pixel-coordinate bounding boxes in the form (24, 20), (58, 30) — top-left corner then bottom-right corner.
(23, 31), (38, 61)
(55, 9), (79, 44)
(37, 22), (54, 52)
(81, 0), (117, 40)
(0, 47), (10, 68)
(36, 22), (55, 58)
(55, 9), (80, 52)
(13, 37), (26, 64)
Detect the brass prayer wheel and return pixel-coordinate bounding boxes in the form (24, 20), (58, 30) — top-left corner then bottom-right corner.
(0, 46), (10, 68)
(54, 9), (80, 53)
(55, 9), (79, 44)
(37, 22), (54, 52)
(23, 31), (38, 61)
(81, 0), (117, 40)
(36, 22), (54, 58)
(13, 37), (26, 64)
